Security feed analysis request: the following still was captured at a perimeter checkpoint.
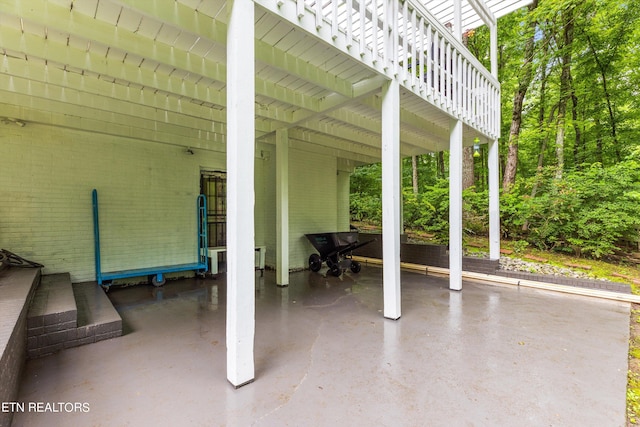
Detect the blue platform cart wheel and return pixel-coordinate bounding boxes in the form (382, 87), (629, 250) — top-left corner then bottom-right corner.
(151, 274), (166, 287)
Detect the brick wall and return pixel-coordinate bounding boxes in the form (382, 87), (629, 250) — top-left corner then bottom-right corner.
(287, 149), (340, 270)
(353, 233), (499, 274)
(494, 271), (631, 293)
(336, 170), (351, 233)
(0, 124), (232, 282)
(0, 268), (40, 427)
(0, 124), (353, 278)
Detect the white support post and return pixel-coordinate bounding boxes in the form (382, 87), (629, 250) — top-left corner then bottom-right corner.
(226, 0), (255, 388)
(276, 129), (289, 286)
(382, 80), (401, 320)
(488, 138), (500, 260)
(453, 0), (462, 41)
(489, 21), (500, 260)
(449, 119), (463, 291)
(490, 23), (498, 79)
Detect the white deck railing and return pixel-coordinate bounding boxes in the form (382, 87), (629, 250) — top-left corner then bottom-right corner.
(265, 0), (500, 139)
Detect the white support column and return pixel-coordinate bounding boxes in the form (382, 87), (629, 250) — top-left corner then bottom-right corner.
(490, 23), (498, 79)
(226, 0), (255, 388)
(453, 0), (462, 41)
(449, 119), (463, 291)
(382, 79), (401, 320)
(488, 138), (500, 260)
(489, 21), (500, 260)
(276, 129), (289, 286)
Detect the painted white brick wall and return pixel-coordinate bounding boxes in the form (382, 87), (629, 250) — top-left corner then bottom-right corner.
(287, 149), (338, 270)
(0, 124), (229, 282)
(1, 124), (349, 279)
(336, 170), (351, 232)
(259, 146), (351, 271)
(259, 145), (277, 267)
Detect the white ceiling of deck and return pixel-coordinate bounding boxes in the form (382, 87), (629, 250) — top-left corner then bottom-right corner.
(0, 0), (525, 164)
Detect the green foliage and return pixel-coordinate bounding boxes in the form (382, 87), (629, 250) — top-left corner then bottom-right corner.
(513, 240), (530, 254)
(350, 193), (381, 223)
(351, 157), (640, 259)
(350, 163), (382, 194)
(350, 163), (383, 224)
(628, 371), (640, 425)
(403, 180), (451, 242)
(500, 159), (640, 258)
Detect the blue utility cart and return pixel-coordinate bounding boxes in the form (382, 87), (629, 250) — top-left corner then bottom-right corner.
(92, 189), (208, 289)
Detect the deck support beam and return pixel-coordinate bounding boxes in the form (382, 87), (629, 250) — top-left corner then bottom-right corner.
(488, 138), (500, 260)
(449, 119), (463, 291)
(276, 129), (290, 286)
(226, 0), (256, 388)
(381, 79), (402, 320)
(489, 21), (501, 260)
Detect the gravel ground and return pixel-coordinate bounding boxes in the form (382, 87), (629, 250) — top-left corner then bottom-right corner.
(465, 251), (604, 281)
(498, 256), (602, 280)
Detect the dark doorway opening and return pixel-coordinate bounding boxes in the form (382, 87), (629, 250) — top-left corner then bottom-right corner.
(200, 171), (226, 248)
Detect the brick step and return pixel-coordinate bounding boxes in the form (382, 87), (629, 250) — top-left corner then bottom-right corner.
(27, 273), (78, 358)
(72, 282), (122, 345)
(27, 274), (122, 358)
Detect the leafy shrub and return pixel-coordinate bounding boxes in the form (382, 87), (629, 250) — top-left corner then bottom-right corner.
(500, 159), (640, 258)
(350, 156), (640, 259)
(350, 193), (381, 224)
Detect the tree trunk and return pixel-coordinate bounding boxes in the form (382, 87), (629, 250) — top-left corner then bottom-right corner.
(462, 146), (475, 190)
(437, 151), (445, 179)
(502, 0), (538, 191)
(585, 33), (621, 162)
(571, 85), (582, 168)
(594, 117), (604, 164)
(554, 5), (575, 181)
(411, 155), (419, 194)
(529, 33), (552, 200)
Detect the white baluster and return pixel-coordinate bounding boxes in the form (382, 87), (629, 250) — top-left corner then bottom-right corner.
(402, 0), (408, 82)
(372, 0), (379, 63)
(411, 8), (417, 89)
(315, 0), (322, 29)
(359, 0), (366, 55)
(346, 0), (353, 48)
(332, 0), (338, 40)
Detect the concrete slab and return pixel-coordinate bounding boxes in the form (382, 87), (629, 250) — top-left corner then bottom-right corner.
(12, 268), (630, 426)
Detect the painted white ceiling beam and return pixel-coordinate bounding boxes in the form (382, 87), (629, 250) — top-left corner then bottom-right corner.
(0, 54), (229, 126)
(0, 98), (229, 151)
(0, 73), (234, 138)
(287, 75), (386, 128)
(321, 108), (440, 149)
(0, 20), (328, 117)
(0, 3), (221, 79)
(287, 130), (381, 159)
(0, 1), (356, 107)
(360, 96), (450, 143)
(97, 0), (351, 109)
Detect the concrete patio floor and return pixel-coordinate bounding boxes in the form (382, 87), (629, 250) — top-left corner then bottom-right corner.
(12, 267), (630, 426)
